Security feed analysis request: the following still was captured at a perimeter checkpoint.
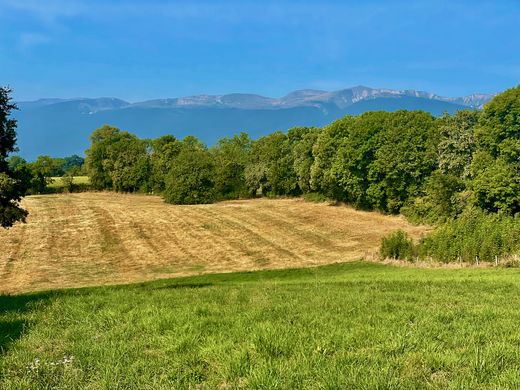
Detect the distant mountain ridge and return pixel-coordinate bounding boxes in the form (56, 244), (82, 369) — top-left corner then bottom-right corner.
(14, 86), (496, 159)
(19, 86), (494, 111)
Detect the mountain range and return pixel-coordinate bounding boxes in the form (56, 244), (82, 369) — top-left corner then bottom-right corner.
(14, 86), (495, 160)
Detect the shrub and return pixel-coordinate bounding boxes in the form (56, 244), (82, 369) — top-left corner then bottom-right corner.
(418, 208), (520, 263)
(380, 230), (415, 261)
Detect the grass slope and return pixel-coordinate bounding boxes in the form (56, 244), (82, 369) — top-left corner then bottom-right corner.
(2, 262), (520, 388)
(0, 193), (426, 294)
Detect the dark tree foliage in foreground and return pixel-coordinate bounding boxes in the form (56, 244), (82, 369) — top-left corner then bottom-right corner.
(0, 87), (28, 228)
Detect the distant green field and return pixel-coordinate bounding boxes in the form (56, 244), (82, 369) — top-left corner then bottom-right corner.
(2, 262), (520, 388)
(47, 176), (90, 189)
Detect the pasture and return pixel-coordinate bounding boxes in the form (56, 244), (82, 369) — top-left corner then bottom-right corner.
(2, 262), (520, 388)
(0, 193), (426, 294)
(47, 176), (91, 190)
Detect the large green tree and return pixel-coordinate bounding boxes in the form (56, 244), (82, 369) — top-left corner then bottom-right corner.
(106, 137), (150, 192)
(310, 116), (353, 198)
(246, 131), (299, 196)
(0, 87), (28, 228)
(329, 112), (387, 208)
(367, 111), (439, 213)
(402, 110), (479, 222)
(164, 137), (216, 204)
(149, 135), (181, 193)
(86, 125), (150, 192)
(437, 110), (479, 179)
(310, 111), (439, 213)
(471, 86), (520, 214)
(289, 127), (320, 194)
(212, 132), (252, 199)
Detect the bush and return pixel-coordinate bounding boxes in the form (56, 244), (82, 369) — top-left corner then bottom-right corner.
(401, 172), (467, 224)
(380, 230), (415, 260)
(418, 208), (520, 263)
(164, 149), (216, 205)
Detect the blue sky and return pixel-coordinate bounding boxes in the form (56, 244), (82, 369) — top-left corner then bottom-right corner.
(1, 0), (519, 101)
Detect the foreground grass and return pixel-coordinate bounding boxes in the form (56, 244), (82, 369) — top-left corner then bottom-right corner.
(2, 262), (520, 389)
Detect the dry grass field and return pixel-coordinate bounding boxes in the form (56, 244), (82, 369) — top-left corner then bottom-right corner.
(0, 193), (427, 294)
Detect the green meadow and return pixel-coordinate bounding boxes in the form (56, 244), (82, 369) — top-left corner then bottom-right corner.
(47, 176), (90, 189)
(2, 261), (520, 389)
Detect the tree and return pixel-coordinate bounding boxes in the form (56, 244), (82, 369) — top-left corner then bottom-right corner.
(0, 87), (28, 228)
(8, 156), (33, 195)
(401, 170), (466, 223)
(85, 125), (124, 189)
(212, 132), (252, 199)
(437, 110), (479, 179)
(329, 112), (387, 207)
(85, 125), (150, 192)
(402, 110), (478, 222)
(367, 111), (439, 213)
(247, 131), (299, 196)
(61, 155), (85, 174)
(149, 135), (181, 193)
(7, 155), (27, 171)
(290, 127), (320, 194)
(471, 151), (520, 214)
(310, 116), (353, 198)
(62, 166), (82, 193)
(471, 85), (520, 214)
(106, 137), (150, 192)
(164, 138), (216, 204)
(475, 85), (520, 156)
(28, 155), (59, 193)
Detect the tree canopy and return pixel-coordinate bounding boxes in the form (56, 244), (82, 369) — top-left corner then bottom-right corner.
(471, 86), (520, 214)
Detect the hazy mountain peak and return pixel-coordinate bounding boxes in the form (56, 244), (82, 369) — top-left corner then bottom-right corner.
(18, 86), (496, 112)
(14, 85), (498, 160)
(17, 97), (129, 113)
(282, 89), (328, 98)
(219, 93), (274, 109)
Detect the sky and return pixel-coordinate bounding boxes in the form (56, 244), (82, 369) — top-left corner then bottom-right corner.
(1, 0), (519, 102)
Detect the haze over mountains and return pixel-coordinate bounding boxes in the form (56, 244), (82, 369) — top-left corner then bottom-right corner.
(14, 86), (495, 159)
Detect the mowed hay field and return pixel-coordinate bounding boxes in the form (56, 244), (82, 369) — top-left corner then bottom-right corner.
(0, 192), (426, 294)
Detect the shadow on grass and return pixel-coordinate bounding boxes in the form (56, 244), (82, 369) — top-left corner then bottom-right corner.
(0, 292), (55, 356)
(154, 282), (214, 290)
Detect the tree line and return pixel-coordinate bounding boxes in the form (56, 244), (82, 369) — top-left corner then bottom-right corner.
(83, 86), (519, 220)
(8, 154), (85, 194)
